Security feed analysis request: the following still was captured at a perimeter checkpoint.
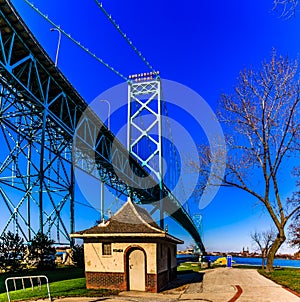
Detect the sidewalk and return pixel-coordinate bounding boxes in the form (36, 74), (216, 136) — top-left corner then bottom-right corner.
(31, 267), (300, 302)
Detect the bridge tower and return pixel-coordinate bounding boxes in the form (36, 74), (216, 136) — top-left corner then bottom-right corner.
(127, 72), (165, 228)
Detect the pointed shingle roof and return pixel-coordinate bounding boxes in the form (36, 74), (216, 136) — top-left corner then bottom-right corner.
(71, 199), (183, 244)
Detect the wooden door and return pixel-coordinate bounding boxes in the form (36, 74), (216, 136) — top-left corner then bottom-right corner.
(128, 249), (145, 291)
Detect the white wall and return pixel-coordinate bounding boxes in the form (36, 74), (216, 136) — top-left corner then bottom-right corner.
(84, 241), (157, 274)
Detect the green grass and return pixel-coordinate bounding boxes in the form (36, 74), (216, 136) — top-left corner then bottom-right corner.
(0, 266), (118, 301)
(259, 268), (300, 294)
(0, 277), (116, 301)
(177, 262), (203, 273)
(177, 261), (263, 272)
(0, 266), (84, 294)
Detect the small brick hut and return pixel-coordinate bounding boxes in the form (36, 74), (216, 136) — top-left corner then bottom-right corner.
(71, 199), (183, 292)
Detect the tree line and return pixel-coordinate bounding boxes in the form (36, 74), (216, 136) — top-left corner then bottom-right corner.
(0, 231), (84, 273)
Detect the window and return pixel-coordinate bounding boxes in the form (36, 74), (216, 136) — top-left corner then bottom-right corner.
(102, 243), (112, 255)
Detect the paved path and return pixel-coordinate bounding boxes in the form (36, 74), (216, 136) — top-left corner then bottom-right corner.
(30, 268), (300, 302)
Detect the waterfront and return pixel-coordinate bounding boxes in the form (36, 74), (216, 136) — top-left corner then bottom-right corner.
(208, 255), (300, 268)
(177, 254), (300, 268)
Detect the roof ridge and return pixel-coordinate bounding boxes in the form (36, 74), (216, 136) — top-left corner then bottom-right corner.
(128, 199), (164, 233)
(109, 198), (130, 219)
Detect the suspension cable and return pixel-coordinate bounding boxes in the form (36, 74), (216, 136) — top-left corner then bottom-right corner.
(93, 0), (156, 73)
(23, 0), (128, 81)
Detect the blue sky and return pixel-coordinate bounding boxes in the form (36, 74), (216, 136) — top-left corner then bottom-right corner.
(7, 0), (300, 253)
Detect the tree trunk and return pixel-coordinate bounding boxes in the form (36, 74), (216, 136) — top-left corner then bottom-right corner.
(261, 249), (266, 269)
(266, 234), (285, 272)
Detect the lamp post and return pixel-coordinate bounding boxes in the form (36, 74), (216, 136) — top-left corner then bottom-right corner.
(50, 28), (61, 67)
(99, 100), (111, 222)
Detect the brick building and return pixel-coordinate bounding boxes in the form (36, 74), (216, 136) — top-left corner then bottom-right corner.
(71, 199), (183, 292)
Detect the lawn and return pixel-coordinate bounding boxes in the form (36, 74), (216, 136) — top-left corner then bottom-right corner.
(259, 268), (300, 295)
(0, 278), (116, 301)
(0, 266), (84, 294)
(177, 262), (203, 273)
(0, 266), (117, 301)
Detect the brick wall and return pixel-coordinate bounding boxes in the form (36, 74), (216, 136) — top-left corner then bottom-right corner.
(86, 271), (162, 292)
(146, 273), (157, 292)
(85, 271), (126, 290)
(157, 268), (177, 291)
(157, 270), (169, 291)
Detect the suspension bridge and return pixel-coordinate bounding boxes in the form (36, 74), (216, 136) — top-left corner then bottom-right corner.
(0, 0), (205, 252)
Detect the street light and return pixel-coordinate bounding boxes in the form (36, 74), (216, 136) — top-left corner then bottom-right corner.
(98, 100), (111, 222)
(50, 28), (61, 67)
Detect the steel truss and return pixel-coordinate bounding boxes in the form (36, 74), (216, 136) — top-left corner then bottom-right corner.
(127, 76), (165, 226)
(128, 78), (162, 180)
(0, 78), (74, 242)
(0, 2), (76, 242)
(0, 0), (205, 252)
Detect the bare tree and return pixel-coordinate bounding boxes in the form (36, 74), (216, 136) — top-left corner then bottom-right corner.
(285, 170), (300, 249)
(289, 222), (300, 249)
(273, 0), (298, 18)
(251, 230), (276, 269)
(192, 51), (300, 272)
(289, 197), (300, 249)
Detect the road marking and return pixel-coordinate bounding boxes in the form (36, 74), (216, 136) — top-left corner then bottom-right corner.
(228, 285), (243, 302)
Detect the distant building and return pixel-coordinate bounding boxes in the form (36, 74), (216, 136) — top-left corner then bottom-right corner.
(241, 247), (250, 257)
(71, 199), (183, 292)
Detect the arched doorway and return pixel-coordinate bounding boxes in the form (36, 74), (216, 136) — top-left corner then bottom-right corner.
(128, 249), (146, 291)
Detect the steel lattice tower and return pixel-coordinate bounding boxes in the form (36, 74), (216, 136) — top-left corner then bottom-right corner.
(0, 3), (76, 243)
(127, 72), (165, 227)
(0, 86), (74, 243)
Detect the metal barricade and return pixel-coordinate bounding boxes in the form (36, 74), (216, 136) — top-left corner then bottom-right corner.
(5, 275), (51, 302)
